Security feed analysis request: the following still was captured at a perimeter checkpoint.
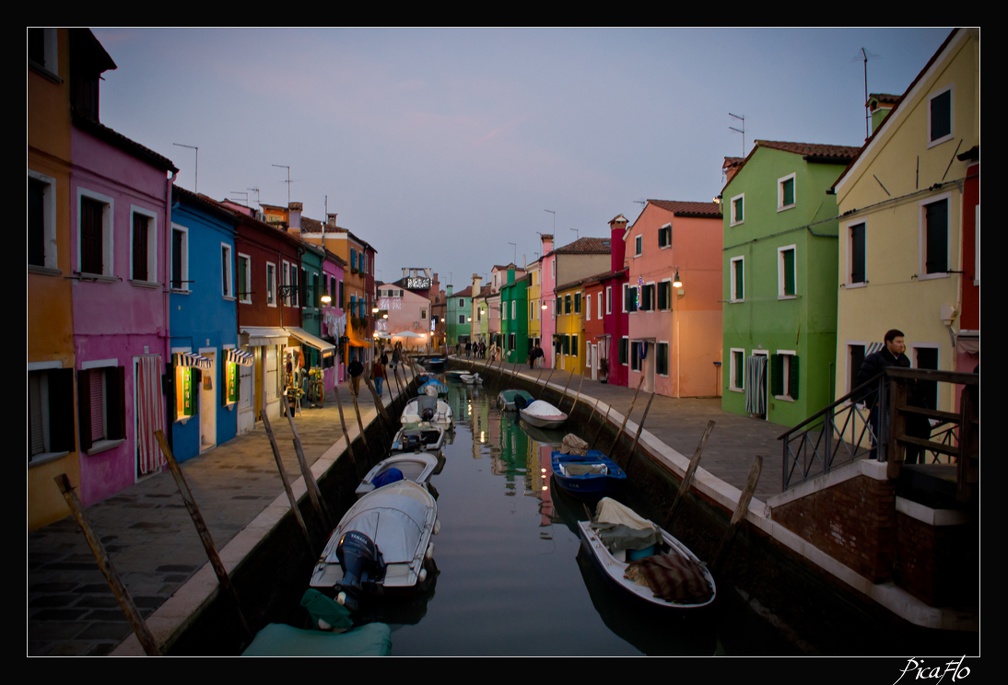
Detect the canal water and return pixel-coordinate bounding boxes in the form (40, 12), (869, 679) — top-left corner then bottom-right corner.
(332, 376), (801, 657)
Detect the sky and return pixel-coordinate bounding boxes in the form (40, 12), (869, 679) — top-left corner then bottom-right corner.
(90, 27), (955, 290)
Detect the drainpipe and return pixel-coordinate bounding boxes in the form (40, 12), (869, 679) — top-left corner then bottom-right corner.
(164, 170), (178, 445)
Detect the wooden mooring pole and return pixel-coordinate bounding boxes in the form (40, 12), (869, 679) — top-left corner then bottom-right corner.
(608, 377), (645, 455)
(260, 409), (315, 550)
(624, 391), (657, 467)
(330, 381), (358, 472)
(281, 396), (333, 531)
(54, 473), (162, 656)
(154, 429), (253, 642)
(711, 454), (762, 572)
(667, 420), (716, 522)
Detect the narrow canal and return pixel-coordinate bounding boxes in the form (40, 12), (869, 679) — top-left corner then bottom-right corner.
(309, 376), (801, 657)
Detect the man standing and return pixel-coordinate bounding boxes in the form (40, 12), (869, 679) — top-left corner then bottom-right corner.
(347, 356), (364, 397)
(855, 328), (910, 460)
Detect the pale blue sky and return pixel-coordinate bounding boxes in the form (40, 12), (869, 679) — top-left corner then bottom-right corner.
(91, 27), (954, 288)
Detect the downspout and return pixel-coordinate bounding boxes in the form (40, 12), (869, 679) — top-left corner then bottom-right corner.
(164, 170), (178, 447)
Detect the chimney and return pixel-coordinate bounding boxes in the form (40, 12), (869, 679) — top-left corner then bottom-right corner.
(540, 233), (554, 257)
(472, 273), (482, 297)
(609, 214), (628, 272)
(288, 201), (303, 236)
(326, 212), (338, 229)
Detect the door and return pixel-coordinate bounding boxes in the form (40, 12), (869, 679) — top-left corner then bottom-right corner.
(199, 349), (217, 452)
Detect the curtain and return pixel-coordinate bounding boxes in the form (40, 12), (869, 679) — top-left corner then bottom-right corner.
(137, 354), (166, 476)
(745, 355), (767, 415)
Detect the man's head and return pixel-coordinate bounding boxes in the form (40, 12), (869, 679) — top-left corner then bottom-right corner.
(884, 328), (906, 356)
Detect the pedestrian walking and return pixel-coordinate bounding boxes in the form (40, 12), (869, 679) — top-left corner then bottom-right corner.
(372, 356), (386, 396)
(347, 356), (364, 397)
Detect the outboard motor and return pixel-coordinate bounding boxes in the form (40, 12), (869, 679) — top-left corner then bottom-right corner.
(421, 407), (435, 421)
(335, 530), (385, 612)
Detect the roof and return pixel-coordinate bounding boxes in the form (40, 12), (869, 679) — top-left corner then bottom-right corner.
(751, 140), (862, 164)
(645, 200), (722, 219)
(172, 186), (241, 225)
(72, 113), (179, 173)
(297, 215), (375, 252)
(552, 236), (612, 255)
(867, 92), (902, 107)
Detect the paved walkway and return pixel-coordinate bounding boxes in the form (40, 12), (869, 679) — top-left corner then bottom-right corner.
(27, 357), (787, 657)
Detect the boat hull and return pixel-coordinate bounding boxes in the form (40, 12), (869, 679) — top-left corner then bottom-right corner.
(519, 400), (568, 429)
(389, 424), (446, 454)
(551, 450), (627, 497)
(497, 389), (534, 412)
(355, 452), (439, 497)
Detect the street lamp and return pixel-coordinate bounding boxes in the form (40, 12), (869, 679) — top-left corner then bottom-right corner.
(673, 268), (683, 289)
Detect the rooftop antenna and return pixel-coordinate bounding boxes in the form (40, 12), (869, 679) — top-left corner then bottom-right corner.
(248, 187), (260, 207)
(855, 47), (879, 141)
(729, 113), (745, 157)
(172, 143), (198, 193)
(229, 190), (248, 205)
(508, 241), (517, 265)
(272, 164), (291, 205)
(570, 227), (579, 240)
(544, 209), (556, 232)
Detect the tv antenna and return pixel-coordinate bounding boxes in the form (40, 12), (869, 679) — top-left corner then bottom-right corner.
(272, 164), (291, 205)
(855, 47), (879, 141)
(729, 113), (745, 157)
(172, 143), (198, 193)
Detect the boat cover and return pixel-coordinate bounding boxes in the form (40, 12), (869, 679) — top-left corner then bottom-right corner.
(242, 622), (392, 656)
(325, 484), (434, 565)
(592, 497), (662, 552)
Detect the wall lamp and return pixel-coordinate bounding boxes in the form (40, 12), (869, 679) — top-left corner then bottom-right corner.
(672, 269), (683, 289)
(321, 294), (332, 304)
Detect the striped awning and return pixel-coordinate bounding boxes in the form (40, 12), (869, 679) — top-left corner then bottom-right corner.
(174, 352), (212, 370)
(285, 326), (336, 358)
(227, 348), (254, 367)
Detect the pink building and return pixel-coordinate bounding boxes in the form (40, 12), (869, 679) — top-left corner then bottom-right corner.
(624, 201), (722, 397)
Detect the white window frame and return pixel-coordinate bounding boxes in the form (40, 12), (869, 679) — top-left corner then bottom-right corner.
(730, 193), (744, 226)
(266, 262), (277, 307)
(777, 244), (797, 299)
(237, 253), (252, 303)
(605, 286), (612, 315)
(28, 170), (58, 271)
(586, 294), (592, 321)
(129, 205), (158, 284)
(729, 347), (745, 392)
(658, 279), (672, 311)
(634, 234), (643, 257)
(78, 188), (114, 277)
(658, 223), (672, 249)
(641, 281), (655, 312)
(730, 256), (745, 303)
(777, 173), (796, 211)
(656, 341), (669, 376)
(919, 192), (951, 280)
(220, 244), (234, 298)
(928, 85), (954, 148)
(29, 28), (59, 78)
(171, 223), (189, 291)
(774, 350), (797, 401)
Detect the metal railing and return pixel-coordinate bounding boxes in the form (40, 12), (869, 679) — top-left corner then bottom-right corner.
(780, 368), (979, 501)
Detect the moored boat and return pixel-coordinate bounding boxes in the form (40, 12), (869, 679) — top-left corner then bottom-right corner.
(551, 449), (627, 498)
(310, 479), (440, 613)
(355, 452), (440, 497)
(519, 399), (568, 429)
(401, 386), (454, 428)
(389, 423), (446, 454)
(497, 388), (534, 411)
(577, 497), (716, 611)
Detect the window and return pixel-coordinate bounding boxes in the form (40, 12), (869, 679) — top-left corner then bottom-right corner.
(571, 334), (579, 357)
(597, 290), (603, 319)
(509, 333), (516, 351)
(564, 294), (572, 315)
(623, 284), (638, 312)
(928, 86), (952, 146)
(78, 363), (126, 453)
(510, 301), (516, 320)
(641, 283), (655, 311)
(656, 342), (669, 376)
(237, 254), (251, 302)
(847, 344), (866, 395)
(778, 174), (796, 211)
(730, 257), (744, 302)
(350, 248), (358, 273)
(266, 262), (277, 306)
(282, 261), (293, 306)
(658, 280), (671, 310)
(634, 234), (643, 257)
(658, 223), (672, 248)
(171, 224), (189, 290)
(221, 244), (234, 298)
(458, 314), (466, 325)
(618, 337), (628, 366)
(922, 196), (949, 276)
(28, 28), (58, 77)
(630, 341), (642, 372)
(574, 292), (581, 314)
(778, 246), (796, 298)
(730, 194), (744, 226)
(28, 365), (75, 463)
(848, 222), (866, 285)
(29, 171), (57, 269)
(730, 348), (745, 391)
(130, 208), (156, 283)
(586, 294), (591, 321)
(458, 298), (465, 307)
(771, 352), (799, 400)
(605, 286), (612, 315)
(79, 191), (113, 276)
(562, 335), (570, 355)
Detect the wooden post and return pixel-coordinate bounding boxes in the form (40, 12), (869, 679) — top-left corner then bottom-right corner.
(625, 391), (656, 466)
(280, 396), (332, 531)
(558, 369), (575, 408)
(154, 429), (253, 641)
(667, 420), (716, 522)
(363, 375), (394, 441)
(712, 454), (762, 572)
(260, 409), (315, 550)
(591, 404), (613, 449)
(53, 473), (162, 656)
(608, 377), (645, 455)
(331, 381), (357, 469)
(564, 370), (586, 415)
(349, 379), (369, 454)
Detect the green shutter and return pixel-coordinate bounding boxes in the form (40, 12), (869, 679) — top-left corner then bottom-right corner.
(789, 356), (799, 399)
(770, 354), (783, 396)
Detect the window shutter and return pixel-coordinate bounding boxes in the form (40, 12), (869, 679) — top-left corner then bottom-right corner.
(109, 366), (126, 440)
(50, 368), (74, 452)
(78, 369), (93, 452)
(770, 354), (783, 396)
(789, 356), (800, 399)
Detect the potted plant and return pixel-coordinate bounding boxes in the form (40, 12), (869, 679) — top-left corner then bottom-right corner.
(598, 357), (609, 383)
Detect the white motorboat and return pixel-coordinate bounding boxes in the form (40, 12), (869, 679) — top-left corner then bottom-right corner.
(518, 399), (568, 430)
(310, 479), (440, 613)
(354, 452), (440, 497)
(401, 386), (454, 428)
(389, 423), (446, 454)
(577, 497), (716, 611)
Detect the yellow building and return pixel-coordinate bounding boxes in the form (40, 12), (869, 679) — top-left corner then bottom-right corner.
(527, 261), (543, 348)
(833, 28), (979, 414)
(554, 280), (586, 374)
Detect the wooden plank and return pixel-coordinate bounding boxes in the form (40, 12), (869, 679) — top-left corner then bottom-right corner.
(54, 473), (162, 656)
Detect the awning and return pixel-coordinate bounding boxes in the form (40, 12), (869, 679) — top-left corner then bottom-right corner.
(345, 322), (370, 348)
(285, 327), (336, 358)
(240, 325), (289, 346)
(174, 352), (212, 370)
(226, 348), (254, 367)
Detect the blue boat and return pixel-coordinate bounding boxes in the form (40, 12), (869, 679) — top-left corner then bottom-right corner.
(497, 388), (534, 412)
(551, 449), (627, 498)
